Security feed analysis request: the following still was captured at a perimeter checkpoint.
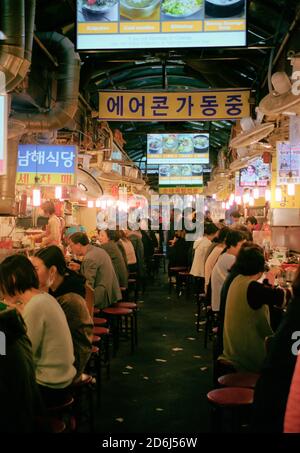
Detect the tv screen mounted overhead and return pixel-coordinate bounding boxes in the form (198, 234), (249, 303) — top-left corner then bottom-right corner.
(147, 133), (209, 164)
(239, 157), (271, 187)
(76, 0), (247, 50)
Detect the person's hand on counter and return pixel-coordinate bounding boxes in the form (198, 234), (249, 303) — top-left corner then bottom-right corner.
(68, 261), (81, 272)
(265, 266), (282, 286)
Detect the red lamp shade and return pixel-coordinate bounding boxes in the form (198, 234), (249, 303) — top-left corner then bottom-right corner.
(263, 152), (271, 164)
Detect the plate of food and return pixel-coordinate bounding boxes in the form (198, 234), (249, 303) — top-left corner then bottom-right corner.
(163, 135), (178, 153)
(161, 0), (203, 17)
(193, 134), (209, 153)
(82, 0), (118, 14)
(177, 135), (194, 153)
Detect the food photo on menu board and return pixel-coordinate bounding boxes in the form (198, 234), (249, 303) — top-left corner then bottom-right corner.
(79, 0), (119, 21)
(204, 0), (246, 18)
(147, 133), (209, 164)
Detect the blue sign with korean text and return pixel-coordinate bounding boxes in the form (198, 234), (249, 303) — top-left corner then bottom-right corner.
(16, 144), (77, 186)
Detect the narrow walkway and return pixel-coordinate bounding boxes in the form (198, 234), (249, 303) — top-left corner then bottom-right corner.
(96, 274), (213, 433)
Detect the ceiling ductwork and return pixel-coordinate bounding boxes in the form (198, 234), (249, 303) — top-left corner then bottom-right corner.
(14, 32), (81, 132)
(0, 138), (19, 214)
(0, 0), (35, 93)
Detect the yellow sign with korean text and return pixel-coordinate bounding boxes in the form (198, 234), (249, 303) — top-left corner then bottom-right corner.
(99, 90), (250, 121)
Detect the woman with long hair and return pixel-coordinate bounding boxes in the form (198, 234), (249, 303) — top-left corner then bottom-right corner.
(31, 246), (93, 379)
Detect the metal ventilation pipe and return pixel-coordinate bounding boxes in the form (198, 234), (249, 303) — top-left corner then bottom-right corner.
(5, 0), (36, 92)
(0, 0), (25, 91)
(0, 0), (35, 93)
(14, 32), (81, 131)
(0, 137), (19, 214)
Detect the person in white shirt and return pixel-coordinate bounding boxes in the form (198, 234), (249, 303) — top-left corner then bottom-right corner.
(211, 229), (246, 312)
(0, 254), (76, 408)
(190, 223), (219, 293)
(205, 227), (230, 292)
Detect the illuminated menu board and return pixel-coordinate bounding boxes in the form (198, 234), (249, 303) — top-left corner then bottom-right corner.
(76, 0), (247, 50)
(147, 133), (209, 164)
(159, 163), (203, 194)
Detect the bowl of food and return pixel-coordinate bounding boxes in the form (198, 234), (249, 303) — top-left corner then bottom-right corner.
(163, 135), (178, 153)
(170, 165), (181, 176)
(181, 165), (192, 176)
(82, 0), (118, 14)
(177, 135), (194, 153)
(204, 0), (245, 18)
(120, 0), (161, 19)
(148, 136), (162, 154)
(159, 165), (170, 177)
(162, 0), (203, 17)
(192, 164), (203, 175)
(193, 134), (209, 153)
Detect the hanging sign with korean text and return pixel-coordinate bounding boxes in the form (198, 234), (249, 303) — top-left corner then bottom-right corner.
(16, 144), (77, 186)
(99, 90), (250, 121)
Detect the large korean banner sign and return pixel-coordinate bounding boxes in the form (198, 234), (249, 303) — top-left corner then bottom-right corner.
(0, 94), (7, 175)
(16, 144), (77, 186)
(99, 90), (250, 121)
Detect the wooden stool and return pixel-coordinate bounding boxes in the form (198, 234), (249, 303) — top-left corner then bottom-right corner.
(218, 372), (260, 389)
(207, 387), (254, 432)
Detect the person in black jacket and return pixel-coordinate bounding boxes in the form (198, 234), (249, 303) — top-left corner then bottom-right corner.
(251, 267), (300, 432)
(0, 307), (43, 432)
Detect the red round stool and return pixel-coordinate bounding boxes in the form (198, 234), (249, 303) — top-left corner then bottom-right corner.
(207, 387), (254, 432)
(218, 372), (260, 389)
(115, 302), (138, 346)
(72, 373), (96, 432)
(93, 317), (107, 326)
(102, 307), (135, 356)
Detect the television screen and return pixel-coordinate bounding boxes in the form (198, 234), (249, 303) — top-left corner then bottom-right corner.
(76, 0), (247, 50)
(159, 163), (203, 185)
(239, 157), (271, 187)
(147, 133), (209, 164)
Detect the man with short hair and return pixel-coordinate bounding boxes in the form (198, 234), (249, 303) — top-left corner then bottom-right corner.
(69, 232), (121, 309)
(246, 216), (258, 233)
